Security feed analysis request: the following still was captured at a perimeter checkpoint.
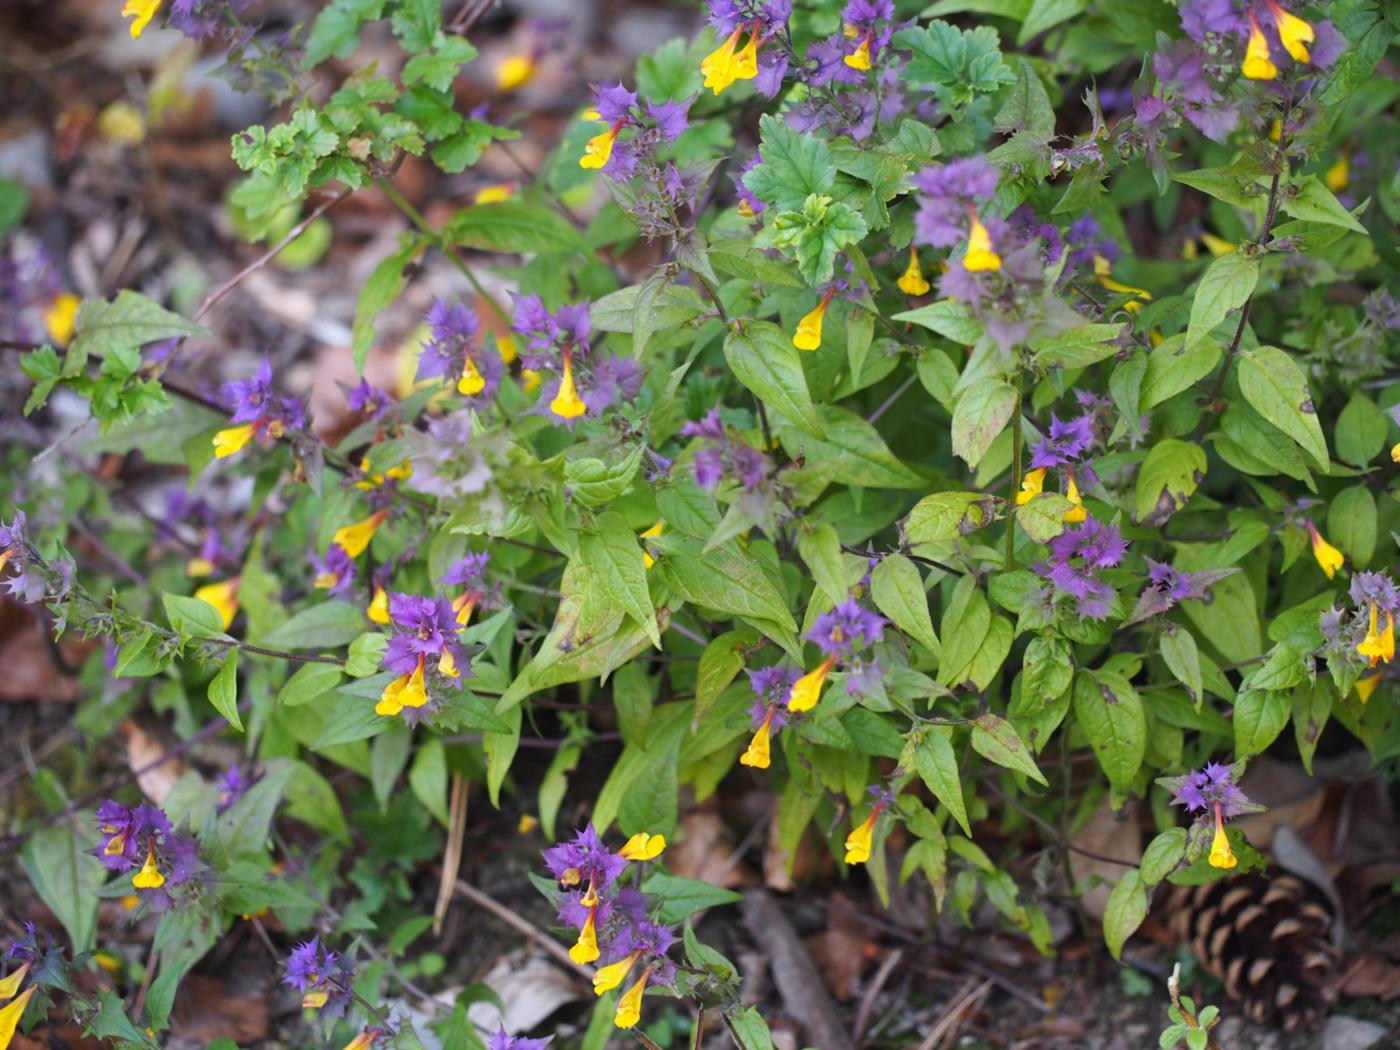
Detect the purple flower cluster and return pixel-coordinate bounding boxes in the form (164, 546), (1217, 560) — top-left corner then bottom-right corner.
(311, 544), (357, 598)
(418, 298), (506, 401)
(1126, 561), (1236, 624)
(377, 593), (473, 719)
(1033, 517), (1127, 620)
(441, 552), (500, 625)
(511, 295), (643, 427)
(1064, 215), (1119, 269)
(346, 379), (391, 418)
(93, 800), (201, 908)
(707, 0), (791, 97)
(543, 826), (676, 1026)
(912, 158), (999, 248)
(283, 936), (355, 1017)
(1, 512), (44, 604)
(489, 1029), (552, 1050)
(0, 238), (67, 345)
(681, 410), (771, 493)
(1030, 413), (1095, 470)
(1165, 762), (1255, 819)
(747, 665), (800, 734)
(810, 599), (886, 661)
(223, 360), (308, 434)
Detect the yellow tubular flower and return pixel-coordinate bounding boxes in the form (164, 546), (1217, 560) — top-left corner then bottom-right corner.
(518, 813), (540, 833)
(787, 655), (836, 713)
(376, 657), (427, 717)
(438, 647), (459, 679)
(550, 351), (588, 420)
(193, 578), (240, 630)
(303, 989), (330, 1009)
(844, 35), (872, 70)
(1323, 154), (1349, 193)
(333, 510), (389, 559)
(614, 966), (653, 1028)
(458, 356), (486, 396)
(1392, 442), (1400, 464)
(340, 1031), (376, 1050)
(132, 844), (165, 889)
(0, 964), (29, 1000)
(186, 556), (215, 578)
(1268, 0), (1314, 62)
(122, 0), (162, 38)
(1306, 521), (1344, 579)
(593, 951), (642, 995)
(843, 808), (879, 865)
(793, 290), (835, 351)
(1357, 603), (1396, 668)
(496, 53), (536, 92)
(619, 832), (667, 861)
(43, 292), (80, 345)
(737, 198), (757, 219)
(521, 368), (541, 393)
(0, 986), (36, 1050)
(897, 245), (931, 296)
(452, 593), (478, 627)
(639, 520), (663, 570)
(1063, 470), (1088, 523)
(1015, 466), (1046, 506)
(569, 904), (601, 964)
(739, 705), (776, 769)
(474, 183), (514, 205)
(1355, 673), (1382, 704)
(580, 122), (623, 170)
(1200, 233), (1236, 256)
(497, 334), (518, 365)
(368, 585), (390, 624)
(701, 24), (759, 94)
(1207, 806), (1237, 869)
(1094, 254), (1152, 305)
(963, 213), (1001, 272)
(213, 423), (256, 459)
(1243, 17), (1278, 79)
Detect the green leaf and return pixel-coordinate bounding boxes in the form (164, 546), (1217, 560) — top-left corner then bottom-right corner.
(259, 602), (368, 649)
(305, 0), (387, 66)
(892, 299), (982, 343)
(1031, 323), (1125, 369)
(1237, 345), (1329, 464)
(1234, 690), (1290, 759)
(277, 660), (345, 707)
(707, 238), (806, 288)
(896, 21), (1015, 95)
(1160, 627), (1203, 708)
(913, 728), (970, 835)
(638, 871), (742, 924)
(1073, 671), (1145, 795)
(217, 761), (295, 858)
(775, 405), (924, 489)
(20, 345), (62, 415)
(1279, 175), (1368, 233)
(68, 290), (209, 378)
(402, 35), (478, 92)
(1334, 392), (1388, 466)
(1292, 678), (1332, 775)
(995, 58), (1054, 137)
(1140, 334), (1221, 411)
(579, 513), (661, 648)
(1140, 828), (1187, 887)
(742, 113), (836, 213)
(723, 322), (825, 438)
(353, 237), (424, 371)
(952, 380), (1018, 467)
(870, 554), (940, 656)
(445, 201), (585, 254)
(209, 652), (243, 730)
(590, 282), (707, 336)
(726, 1006), (776, 1050)
(1102, 869), (1147, 961)
(1135, 438), (1207, 525)
(409, 736), (451, 827)
(797, 523), (849, 606)
(163, 594), (229, 641)
(970, 713), (1047, 785)
(347, 632), (389, 677)
(658, 541), (796, 635)
(21, 822), (106, 953)
(0, 178), (28, 235)
(1327, 485), (1377, 569)
(1185, 252), (1257, 351)
(1015, 493), (1074, 543)
(1018, 0), (1088, 44)
(286, 761), (350, 840)
(906, 490), (997, 543)
(693, 628), (758, 728)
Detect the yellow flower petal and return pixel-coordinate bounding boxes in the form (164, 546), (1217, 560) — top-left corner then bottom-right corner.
(495, 53), (536, 92)
(619, 832), (666, 861)
(193, 578), (240, 630)
(213, 424), (256, 459)
(121, 0), (162, 38)
(613, 967), (652, 1028)
(0, 964), (29, 1001)
(787, 656), (834, 713)
(897, 245), (931, 296)
(132, 845), (165, 889)
(963, 214), (1001, 272)
(333, 510), (388, 558)
(42, 292), (80, 346)
(549, 354), (588, 420)
(1208, 821), (1237, 870)
(0, 986), (36, 1049)
(592, 951), (641, 996)
(1243, 19), (1278, 79)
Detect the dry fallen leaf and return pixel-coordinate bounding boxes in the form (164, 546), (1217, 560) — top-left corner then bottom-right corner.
(1067, 796), (1142, 920)
(170, 975), (269, 1043)
(464, 949), (584, 1036)
(123, 719), (191, 804)
(803, 892), (873, 1001)
(667, 812), (757, 888)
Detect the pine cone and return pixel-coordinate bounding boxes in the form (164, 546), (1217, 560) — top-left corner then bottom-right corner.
(1165, 873), (1340, 1031)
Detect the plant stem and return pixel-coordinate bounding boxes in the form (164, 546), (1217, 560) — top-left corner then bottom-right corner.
(1006, 381), (1023, 571)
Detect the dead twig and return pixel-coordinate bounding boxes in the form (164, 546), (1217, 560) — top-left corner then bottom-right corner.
(433, 774), (469, 935)
(917, 976), (992, 1050)
(453, 878), (592, 979)
(741, 889), (855, 1050)
(853, 946), (905, 1045)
